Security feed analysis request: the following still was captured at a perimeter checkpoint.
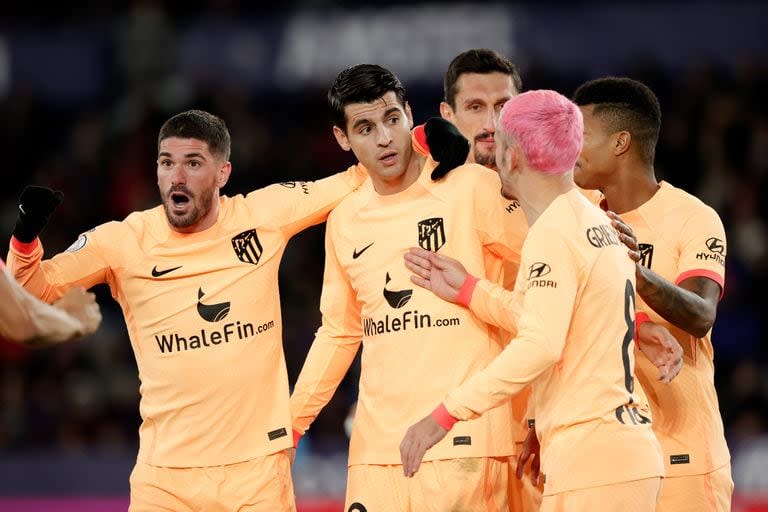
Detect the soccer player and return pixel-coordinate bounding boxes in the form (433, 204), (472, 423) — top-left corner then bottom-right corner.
(572, 77), (733, 511)
(433, 48), (542, 512)
(399, 90), (665, 512)
(290, 64), (529, 511)
(6, 109), (368, 511)
(0, 257), (101, 345)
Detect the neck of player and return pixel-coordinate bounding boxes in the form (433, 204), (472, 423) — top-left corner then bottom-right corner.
(601, 164), (660, 214)
(518, 169), (575, 227)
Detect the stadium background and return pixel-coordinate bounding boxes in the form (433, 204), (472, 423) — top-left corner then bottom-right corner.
(0, 2), (766, 510)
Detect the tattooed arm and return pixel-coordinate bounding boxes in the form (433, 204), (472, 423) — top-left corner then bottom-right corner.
(635, 266), (720, 338)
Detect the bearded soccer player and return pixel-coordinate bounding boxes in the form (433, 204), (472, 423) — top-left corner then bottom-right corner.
(290, 64), (529, 511)
(572, 77), (733, 511)
(399, 90), (665, 512)
(6, 109), (368, 511)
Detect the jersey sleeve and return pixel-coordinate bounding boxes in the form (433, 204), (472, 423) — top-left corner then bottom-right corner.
(444, 226), (578, 420)
(246, 166), (367, 240)
(6, 222), (122, 302)
(466, 278), (523, 337)
(675, 206), (726, 295)
(290, 216), (363, 435)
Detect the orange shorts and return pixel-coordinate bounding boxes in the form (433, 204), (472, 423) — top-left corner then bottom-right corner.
(657, 464), (733, 512)
(540, 477), (661, 512)
(129, 451), (295, 512)
(345, 457), (509, 512)
(509, 451), (543, 512)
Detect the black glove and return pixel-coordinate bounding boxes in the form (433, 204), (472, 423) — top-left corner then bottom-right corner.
(425, 117), (470, 181)
(13, 186), (64, 243)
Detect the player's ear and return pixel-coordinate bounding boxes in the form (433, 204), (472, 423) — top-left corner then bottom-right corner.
(333, 125), (352, 152)
(439, 101), (454, 123)
(614, 131), (631, 157)
(405, 102), (414, 129)
(218, 162), (232, 188)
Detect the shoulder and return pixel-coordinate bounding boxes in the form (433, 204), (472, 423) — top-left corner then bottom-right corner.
(661, 182), (723, 225)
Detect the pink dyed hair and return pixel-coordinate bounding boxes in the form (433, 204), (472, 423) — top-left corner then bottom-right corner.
(497, 90), (583, 175)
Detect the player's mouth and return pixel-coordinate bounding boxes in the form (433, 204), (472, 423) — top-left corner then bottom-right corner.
(169, 192), (192, 212)
(379, 150), (398, 166)
(475, 135), (495, 149)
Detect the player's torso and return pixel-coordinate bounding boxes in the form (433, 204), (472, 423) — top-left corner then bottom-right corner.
(620, 186), (730, 475)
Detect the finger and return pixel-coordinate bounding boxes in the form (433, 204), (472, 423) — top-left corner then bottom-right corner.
(618, 233), (639, 251)
(407, 247), (433, 260)
(515, 450), (529, 480)
(409, 274), (431, 290)
(404, 259), (431, 280)
(628, 249), (641, 262)
(404, 251), (432, 271)
(531, 458), (540, 486)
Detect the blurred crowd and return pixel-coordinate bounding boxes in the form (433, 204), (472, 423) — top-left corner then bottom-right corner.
(0, 1), (766, 491)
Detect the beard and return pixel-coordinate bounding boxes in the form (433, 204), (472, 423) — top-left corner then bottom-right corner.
(162, 184), (215, 229)
(475, 147), (496, 169)
(473, 133), (496, 169)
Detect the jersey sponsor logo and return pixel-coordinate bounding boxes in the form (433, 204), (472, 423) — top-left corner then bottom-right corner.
(352, 242), (374, 259)
(279, 181), (310, 194)
(364, 272), (460, 335)
(197, 288), (231, 322)
(586, 223), (621, 248)
(706, 237), (724, 254)
(696, 237), (725, 265)
(348, 504), (367, 512)
(66, 234), (88, 252)
(670, 454), (690, 465)
(505, 200), (520, 214)
(528, 262), (550, 279)
(638, 243), (654, 269)
(418, 217), (446, 252)
(151, 265), (182, 277)
(527, 262), (556, 289)
(267, 427), (288, 441)
(383, 272), (413, 308)
(453, 436), (471, 446)
(231, 229), (263, 265)
(154, 319), (273, 353)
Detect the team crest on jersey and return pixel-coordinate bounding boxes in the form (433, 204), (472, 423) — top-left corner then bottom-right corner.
(418, 217), (446, 252)
(231, 229), (263, 265)
(638, 243), (654, 269)
(66, 234), (88, 252)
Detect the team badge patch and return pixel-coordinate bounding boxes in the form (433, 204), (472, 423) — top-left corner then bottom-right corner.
(418, 217), (446, 252)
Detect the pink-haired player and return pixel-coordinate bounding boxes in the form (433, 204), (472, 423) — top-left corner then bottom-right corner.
(399, 90), (666, 512)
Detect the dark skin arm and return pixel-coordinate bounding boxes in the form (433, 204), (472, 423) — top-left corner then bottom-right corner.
(607, 211), (721, 338)
(635, 269), (720, 338)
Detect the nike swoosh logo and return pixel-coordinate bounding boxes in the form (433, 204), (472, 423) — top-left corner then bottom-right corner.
(151, 265), (183, 277)
(352, 242), (374, 259)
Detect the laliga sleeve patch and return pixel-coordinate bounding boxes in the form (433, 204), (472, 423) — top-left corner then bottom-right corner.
(66, 234), (88, 252)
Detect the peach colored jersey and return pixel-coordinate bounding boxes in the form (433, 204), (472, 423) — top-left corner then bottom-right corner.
(618, 181), (730, 477)
(446, 188), (664, 495)
(291, 159), (529, 464)
(7, 169), (365, 467)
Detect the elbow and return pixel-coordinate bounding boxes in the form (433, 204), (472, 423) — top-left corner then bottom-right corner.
(689, 308), (716, 338)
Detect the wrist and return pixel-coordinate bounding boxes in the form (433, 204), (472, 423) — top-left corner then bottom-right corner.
(456, 275), (479, 307)
(431, 403), (459, 431)
(634, 311), (651, 341)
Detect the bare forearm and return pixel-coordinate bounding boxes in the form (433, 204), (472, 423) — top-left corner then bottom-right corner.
(0, 270), (82, 345)
(635, 265), (715, 337)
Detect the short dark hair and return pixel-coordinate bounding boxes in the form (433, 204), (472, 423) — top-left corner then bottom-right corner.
(158, 109), (231, 161)
(572, 77), (661, 164)
(328, 64), (407, 132)
(444, 49), (522, 109)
